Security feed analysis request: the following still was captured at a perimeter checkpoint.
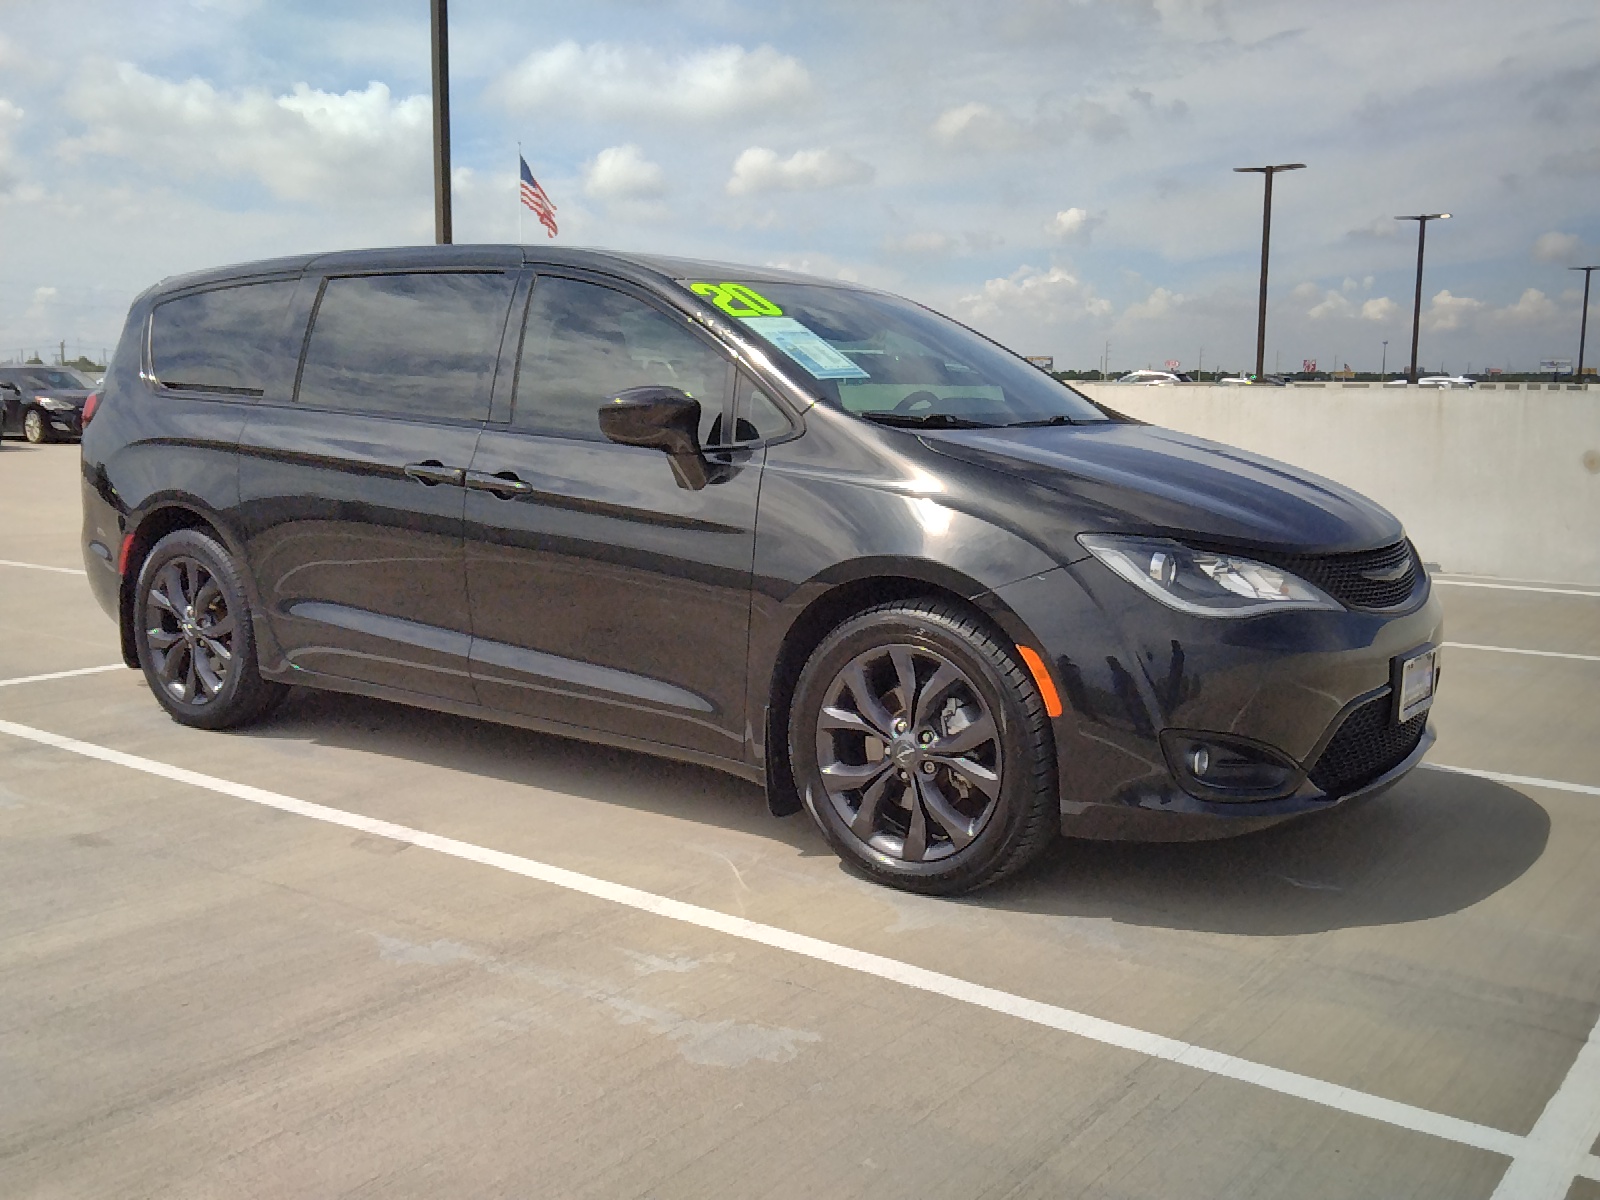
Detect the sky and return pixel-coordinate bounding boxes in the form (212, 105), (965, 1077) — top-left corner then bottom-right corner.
(1, 0), (1596, 374)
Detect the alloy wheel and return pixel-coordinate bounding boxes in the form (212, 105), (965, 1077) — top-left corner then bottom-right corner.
(23, 409), (45, 443)
(814, 643), (1003, 863)
(143, 555), (235, 706)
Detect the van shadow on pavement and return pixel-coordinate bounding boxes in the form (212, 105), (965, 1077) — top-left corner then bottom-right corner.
(235, 689), (1548, 939)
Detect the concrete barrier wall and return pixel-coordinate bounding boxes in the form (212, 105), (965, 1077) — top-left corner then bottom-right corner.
(1067, 383), (1600, 585)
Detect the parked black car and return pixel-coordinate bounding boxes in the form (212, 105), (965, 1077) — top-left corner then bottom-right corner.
(81, 246), (1442, 893)
(0, 366), (96, 442)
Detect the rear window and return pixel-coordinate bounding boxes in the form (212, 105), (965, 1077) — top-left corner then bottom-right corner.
(150, 280), (297, 395)
(296, 272), (515, 422)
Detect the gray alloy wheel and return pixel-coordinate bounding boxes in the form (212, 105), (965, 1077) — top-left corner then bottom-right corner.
(814, 643), (1003, 864)
(22, 408), (47, 443)
(789, 599), (1059, 895)
(134, 529), (287, 730)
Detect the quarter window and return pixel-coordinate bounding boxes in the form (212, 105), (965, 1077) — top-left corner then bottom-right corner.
(151, 280), (297, 395)
(515, 276), (731, 444)
(297, 272), (515, 421)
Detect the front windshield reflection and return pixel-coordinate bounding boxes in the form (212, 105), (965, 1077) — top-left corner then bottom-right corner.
(681, 280), (1108, 429)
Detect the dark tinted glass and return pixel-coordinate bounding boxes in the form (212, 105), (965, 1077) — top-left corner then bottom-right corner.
(17, 368), (94, 391)
(150, 281), (296, 394)
(297, 272), (514, 421)
(516, 276), (730, 443)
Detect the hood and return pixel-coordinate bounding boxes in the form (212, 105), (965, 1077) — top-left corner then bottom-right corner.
(918, 421), (1403, 555)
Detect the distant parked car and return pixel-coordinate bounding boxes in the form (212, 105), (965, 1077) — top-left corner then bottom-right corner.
(1416, 376), (1476, 389)
(0, 365), (97, 442)
(1116, 370), (1181, 385)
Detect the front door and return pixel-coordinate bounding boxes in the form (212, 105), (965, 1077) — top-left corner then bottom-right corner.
(464, 272), (761, 762)
(238, 267), (517, 702)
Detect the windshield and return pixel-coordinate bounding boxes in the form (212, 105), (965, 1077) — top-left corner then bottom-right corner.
(679, 279), (1108, 428)
(23, 368), (92, 390)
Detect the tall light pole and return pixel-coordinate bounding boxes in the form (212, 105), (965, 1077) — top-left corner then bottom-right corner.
(430, 0), (452, 244)
(1381, 340), (1388, 380)
(1572, 266), (1599, 380)
(1234, 162), (1305, 381)
(1396, 213), (1450, 384)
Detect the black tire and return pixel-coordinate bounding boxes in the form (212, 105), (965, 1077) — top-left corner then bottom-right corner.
(788, 599), (1058, 895)
(22, 408), (48, 443)
(133, 529), (288, 730)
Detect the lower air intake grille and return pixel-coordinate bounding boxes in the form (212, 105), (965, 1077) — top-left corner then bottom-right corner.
(1307, 694), (1427, 796)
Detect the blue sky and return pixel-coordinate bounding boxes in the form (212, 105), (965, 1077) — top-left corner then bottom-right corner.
(1, 0), (1596, 373)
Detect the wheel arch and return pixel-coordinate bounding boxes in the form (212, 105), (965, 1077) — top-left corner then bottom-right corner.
(117, 503), (245, 668)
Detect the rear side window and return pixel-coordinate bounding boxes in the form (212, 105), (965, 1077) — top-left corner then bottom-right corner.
(150, 280), (297, 395)
(515, 276), (731, 444)
(296, 272), (515, 422)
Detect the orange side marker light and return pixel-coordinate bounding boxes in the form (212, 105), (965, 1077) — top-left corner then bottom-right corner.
(1016, 644), (1064, 718)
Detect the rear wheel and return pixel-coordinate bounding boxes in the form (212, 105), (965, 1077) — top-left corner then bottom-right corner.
(788, 599), (1058, 894)
(133, 529), (287, 730)
(22, 408), (47, 443)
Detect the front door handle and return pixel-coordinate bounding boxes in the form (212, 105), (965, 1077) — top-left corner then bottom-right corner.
(464, 469), (535, 498)
(404, 461), (464, 487)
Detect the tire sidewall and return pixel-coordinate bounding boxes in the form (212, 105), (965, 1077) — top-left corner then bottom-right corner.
(134, 530), (259, 729)
(789, 606), (1044, 892)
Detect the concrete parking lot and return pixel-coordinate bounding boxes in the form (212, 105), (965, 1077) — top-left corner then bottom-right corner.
(2, 440), (1598, 1199)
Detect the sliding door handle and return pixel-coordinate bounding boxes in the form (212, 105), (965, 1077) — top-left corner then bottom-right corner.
(404, 461), (464, 487)
(464, 470), (534, 498)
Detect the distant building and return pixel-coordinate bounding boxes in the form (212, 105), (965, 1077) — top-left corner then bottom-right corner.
(1024, 355), (1054, 372)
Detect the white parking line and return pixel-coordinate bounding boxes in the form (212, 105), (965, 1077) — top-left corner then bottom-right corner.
(1490, 1014), (1600, 1199)
(0, 558), (87, 576)
(0, 664), (127, 689)
(1434, 579), (1600, 598)
(1444, 642), (1600, 663)
(1421, 763), (1600, 799)
(0, 714), (1545, 1179)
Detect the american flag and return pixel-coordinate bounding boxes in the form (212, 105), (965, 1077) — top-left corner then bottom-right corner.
(519, 155), (558, 239)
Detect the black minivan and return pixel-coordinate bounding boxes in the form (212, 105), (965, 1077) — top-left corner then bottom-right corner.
(81, 245), (1442, 893)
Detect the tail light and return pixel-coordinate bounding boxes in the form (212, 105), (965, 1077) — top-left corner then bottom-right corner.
(82, 391), (101, 425)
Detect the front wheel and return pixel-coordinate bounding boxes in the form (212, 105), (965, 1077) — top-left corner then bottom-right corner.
(788, 599), (1059, 895)
(22, 408), (48, 443)
(133, 529), (288, 730)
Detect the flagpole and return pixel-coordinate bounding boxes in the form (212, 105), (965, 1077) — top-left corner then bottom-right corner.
(516, 141), (522, 244)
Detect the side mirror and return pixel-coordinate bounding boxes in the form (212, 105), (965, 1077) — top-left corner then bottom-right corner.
(598, 385), (711, 490)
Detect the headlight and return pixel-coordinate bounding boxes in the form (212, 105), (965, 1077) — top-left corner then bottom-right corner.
(1078, 533), (1340, 617)
(36, 396), (71, 411)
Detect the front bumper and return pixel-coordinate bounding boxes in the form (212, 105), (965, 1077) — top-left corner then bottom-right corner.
(987, 558), (1444, 838)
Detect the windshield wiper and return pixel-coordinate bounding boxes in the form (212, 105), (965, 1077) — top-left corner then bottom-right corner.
(1001, 414), (1081, 427)
(860, 412), (998, 430)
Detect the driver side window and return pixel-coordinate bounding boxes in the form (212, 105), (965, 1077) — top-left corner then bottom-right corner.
(514, 276), (731, 444)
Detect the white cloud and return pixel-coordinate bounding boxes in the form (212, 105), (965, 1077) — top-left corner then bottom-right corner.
(1423, 289), (1486, 332)
(582, 144), (666, 202)
(1495, 288), (1559, 324)
(958, 264), (1112, 323)
(1308, 291), (1353, 319)
(883, 230), (957, 256)
(61, 63), (429, 203)
(1361, 297), (1400, 322)
(495, 41), (809, 122)
(1123, 287), (1183, 322)
(1290, 281), (1321, 302)
(1532, 231), (1581, 263)
(1047, 207), (1100, 242)
(931, 102), (1026, 152)
(726, 147), (873, 195)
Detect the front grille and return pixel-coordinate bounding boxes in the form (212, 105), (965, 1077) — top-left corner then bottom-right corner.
(1249, 539), (1420, 611)
(1307, 693), (1427, 796)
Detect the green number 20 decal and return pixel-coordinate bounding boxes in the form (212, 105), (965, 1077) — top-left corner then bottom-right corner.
(690, 281), (784, 319)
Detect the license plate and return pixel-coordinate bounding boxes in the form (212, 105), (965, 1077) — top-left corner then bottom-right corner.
(1395, 646), (1437, 723)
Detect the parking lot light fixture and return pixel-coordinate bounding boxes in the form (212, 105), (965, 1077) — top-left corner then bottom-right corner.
(1396, 213), (1450, 385)
(1235, 163), (1306, 383)
(1571, 266), (1598, 379)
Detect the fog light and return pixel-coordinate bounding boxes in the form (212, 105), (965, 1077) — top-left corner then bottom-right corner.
(1161, 732), (1301, 802)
